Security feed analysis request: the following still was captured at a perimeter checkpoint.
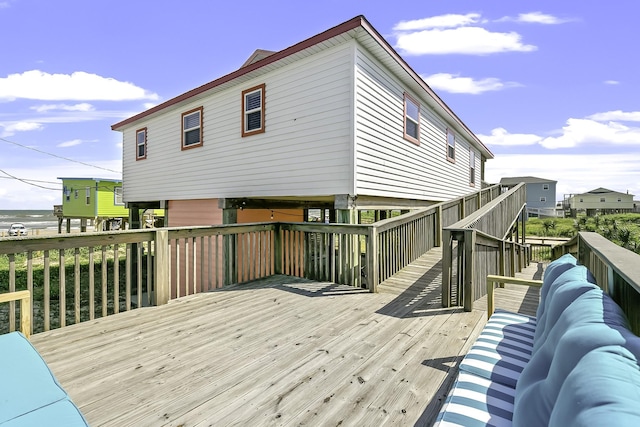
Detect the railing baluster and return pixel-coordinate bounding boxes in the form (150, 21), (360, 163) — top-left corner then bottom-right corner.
(74, 248), (80, 323)
(89, 247), (94, 320)
(59, 249), (66, 328)
(114, 244), (119, 314)
(44, 250), (50, 331)
(9, 254), (15, 332)
(101, 246), (107, 317)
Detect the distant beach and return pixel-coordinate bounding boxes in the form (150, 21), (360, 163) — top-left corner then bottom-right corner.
(0, 209), (80, 236)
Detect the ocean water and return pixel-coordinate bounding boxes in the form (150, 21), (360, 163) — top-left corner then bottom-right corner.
(0, 209), (79, 231)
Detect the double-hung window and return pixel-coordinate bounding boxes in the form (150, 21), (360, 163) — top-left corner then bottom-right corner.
(242, 84), (265, 137)
(469, 150), (476, 185)
(447, 129), (456, 162)
(403, 93), (420, 144)
(136, 128), (147, 160)
(182, 107), (203, 149)
(85, 187), (91, 205)
(114, 187), (124, 205)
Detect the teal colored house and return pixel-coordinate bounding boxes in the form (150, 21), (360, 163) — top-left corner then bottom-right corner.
(58, 177), (128, 231)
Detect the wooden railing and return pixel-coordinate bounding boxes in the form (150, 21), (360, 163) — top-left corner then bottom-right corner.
(552, 232), (640, 335)
(441, 183), (531, 311)
(1, 185), (505, 335)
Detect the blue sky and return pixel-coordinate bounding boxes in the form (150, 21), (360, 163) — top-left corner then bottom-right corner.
(1, 0), (639, 209)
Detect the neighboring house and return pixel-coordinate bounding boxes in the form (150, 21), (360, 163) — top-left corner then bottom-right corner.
(111, 15), (494, 228)
(500, 176), (558, 218)
(58, 177), (129, 231)
(564, 188), (635, 217)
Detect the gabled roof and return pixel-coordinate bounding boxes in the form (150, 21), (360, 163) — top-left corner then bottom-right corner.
(500, 176), (557, 185)
(241, 49), (276, 68)
(581, 187), (634, 196)
(111, 15), (493, 159)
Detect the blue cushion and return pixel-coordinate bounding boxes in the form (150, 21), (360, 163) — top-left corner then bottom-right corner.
(513, 290), (632, 427)
(549, 345), (640, 426)
(537, 253), (577, 317)
(2, 399), (89, 427)
(0, 332), (88, 426)
(435, 372), (516, 427)
(459, 310), (536, 389)
(533, 275), (600, 353)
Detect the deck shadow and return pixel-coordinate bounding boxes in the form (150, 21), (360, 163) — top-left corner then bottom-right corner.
(376, 260), (446, 318)
(413, 355), (464, 426)
(216, 274), (369, 298)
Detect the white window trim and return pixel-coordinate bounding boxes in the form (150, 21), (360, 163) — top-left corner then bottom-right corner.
(540, 197), (547, 202)
(242, 84), (265, 137)
(543, 184), (549, 190)
(114, 187), (124, 206)
(181, 107), (203, 149)
(85, 187), (91, 205)
(136, 127), (147, 160)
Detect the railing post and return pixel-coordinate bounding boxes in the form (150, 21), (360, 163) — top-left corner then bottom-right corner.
(441, 229), (453, 307)
(436, 205), (443, 247)
(274, 224), (282, 274)
(154, 229), (170, 305)
(367, 226), (379, 293)
(463, 229), (476, 312)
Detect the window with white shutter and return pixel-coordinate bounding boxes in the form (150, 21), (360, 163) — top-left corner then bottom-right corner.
(242, 84), (265, 137)
(182, 107), (203, 149)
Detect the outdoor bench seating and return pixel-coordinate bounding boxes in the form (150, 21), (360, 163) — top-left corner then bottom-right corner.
(0, 290), (87, 426)
(435, 253), (640, 426)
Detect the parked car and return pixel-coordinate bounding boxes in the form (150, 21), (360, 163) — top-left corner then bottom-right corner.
(8, 223), (28, 236)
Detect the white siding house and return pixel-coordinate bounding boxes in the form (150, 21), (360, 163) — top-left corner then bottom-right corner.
(112, 15), (493, 226)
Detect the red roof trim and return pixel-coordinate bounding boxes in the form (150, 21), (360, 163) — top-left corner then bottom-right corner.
(111, 16), (365, 130)
(111, 14), (492, 158)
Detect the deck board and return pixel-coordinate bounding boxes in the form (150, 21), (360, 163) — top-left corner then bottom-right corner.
(29, 248), (542, 426)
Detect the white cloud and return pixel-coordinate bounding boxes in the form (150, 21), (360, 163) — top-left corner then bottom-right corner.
(481, 111), (640, 150)
(478, 128), (542, 146)
(0, 70), (159, 101)
(541, 117), (640, 149)
(56, 138), (98, 148)
(57, 139), (83, 148)
(514, 12), (570, 24)
(485, 153), (640, 200)
(393, 13), (483, 30)
(423, 73), (521, 94)
(31, 103), (95, 113)
(0, 1), (10, 9)
(395, 26), (536, 55)
(604, 80), (620, 85)
(587, 110), (640, 122)
(0, 121), (44, 137)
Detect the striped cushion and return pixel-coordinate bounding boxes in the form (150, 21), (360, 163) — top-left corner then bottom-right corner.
(435, 372), (516, 427)
(458, 310), (536, 388)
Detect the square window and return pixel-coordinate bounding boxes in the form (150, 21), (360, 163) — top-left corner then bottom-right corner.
(540, 197), (546, 202)
(242, 84), (265, 137)
(543, 184), (549, 190)
(600, 198), (606, 202)
(182, 107), (203, 149)
(403, 93), (420, 144)
(136, 128), (147, 160)
(447, 129), (456, 161)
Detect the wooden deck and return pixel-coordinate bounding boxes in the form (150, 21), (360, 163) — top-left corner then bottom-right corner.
(30, 248), (543, 426)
